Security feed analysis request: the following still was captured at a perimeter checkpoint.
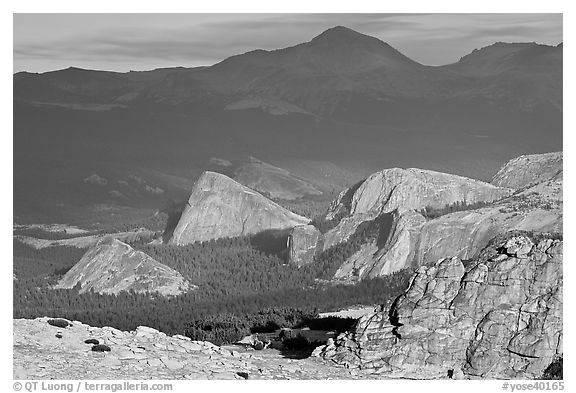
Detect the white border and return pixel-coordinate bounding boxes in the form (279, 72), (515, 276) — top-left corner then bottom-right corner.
(3, 1), (573, 391)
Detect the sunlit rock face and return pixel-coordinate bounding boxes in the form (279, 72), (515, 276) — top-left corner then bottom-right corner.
(318, 233), (563, 380)
(341, 167), (512, 217)
(169, 171), (310, 245)
(56, 238), (191, 296)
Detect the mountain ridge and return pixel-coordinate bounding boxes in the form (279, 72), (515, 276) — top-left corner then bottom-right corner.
(13, 30), (561, 75)
(14, 26), (562, 115)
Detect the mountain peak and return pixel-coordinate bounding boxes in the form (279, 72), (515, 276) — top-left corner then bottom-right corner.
(311, 26), (381, 45)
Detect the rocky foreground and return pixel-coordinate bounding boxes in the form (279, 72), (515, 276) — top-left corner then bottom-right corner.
(13, 318), (372, 380)
(316, 233), (563, 379)
(14, 232), (561, 380)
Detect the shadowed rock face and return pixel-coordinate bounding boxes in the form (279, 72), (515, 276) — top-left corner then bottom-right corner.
(169, 172), (310, 245)
(287, 225), (321, 267)
(492, 151), (563, 189)
(55, 238), (190, 296)
(317, 233), (563, 379)
(333, 210), (426, 280)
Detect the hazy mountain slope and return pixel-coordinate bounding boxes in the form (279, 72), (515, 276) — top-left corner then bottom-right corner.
(446, 42), (562, 76)
(13, 66), (191, 105)
(169, 172), (310, 245)
(14, 67), (134, 104)
(444, 42), (562, 110)
(232, 157), (322, 200)
(13, 90), (559, 226)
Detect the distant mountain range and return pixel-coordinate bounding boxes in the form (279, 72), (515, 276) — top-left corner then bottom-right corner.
(15, 26), (562, 116)
(13, 26), (562, 225)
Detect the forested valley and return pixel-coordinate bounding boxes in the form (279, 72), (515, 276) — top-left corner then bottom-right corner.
(13, 211), (411, 344)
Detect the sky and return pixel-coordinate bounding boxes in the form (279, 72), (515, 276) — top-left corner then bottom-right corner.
(13, 13), (563, 73)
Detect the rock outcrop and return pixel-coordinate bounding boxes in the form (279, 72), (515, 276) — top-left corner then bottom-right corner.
(55, 238), (190, 296)
(411, 178), (562, 262)
(14, 317), (366, 380)
(288, 153), (562, 283)
(331, 175), (561, 282)
(492, 151), (562, 189)
(316, 233), (563, 379)
(287, 225), (322, 267)
(289, 167), (514, 276)
(169, 172), (310, 245)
